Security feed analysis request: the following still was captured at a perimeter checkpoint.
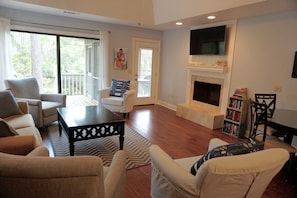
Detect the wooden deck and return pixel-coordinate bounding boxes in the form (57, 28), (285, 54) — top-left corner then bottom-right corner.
(66, 95), (98, 107)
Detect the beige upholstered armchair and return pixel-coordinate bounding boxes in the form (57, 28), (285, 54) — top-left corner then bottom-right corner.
(5, 77), (66, 128)
(0, 147), (127, 198)
(149, 138), (289, 198)
(98, 79), (136, 118)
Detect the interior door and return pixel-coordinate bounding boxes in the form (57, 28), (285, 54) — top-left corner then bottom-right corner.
(132, 38), (160, 105)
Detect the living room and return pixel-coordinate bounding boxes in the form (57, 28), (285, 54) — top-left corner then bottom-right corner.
(0, 1), (297, 117)
(1, 0), (297, 197)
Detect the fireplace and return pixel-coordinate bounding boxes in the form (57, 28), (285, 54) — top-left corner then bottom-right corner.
(188, 75), (224, 112)
(193, 81), (221, 106)
(176, 66), (229, 129)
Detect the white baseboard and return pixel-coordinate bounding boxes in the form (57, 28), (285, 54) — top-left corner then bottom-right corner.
(155, 100), (177, 111)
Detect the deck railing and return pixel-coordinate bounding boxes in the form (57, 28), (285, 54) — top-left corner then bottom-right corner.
(61, 73), (84, 95)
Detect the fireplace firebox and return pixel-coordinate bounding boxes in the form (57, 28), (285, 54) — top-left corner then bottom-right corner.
(193, 81), (221, 106)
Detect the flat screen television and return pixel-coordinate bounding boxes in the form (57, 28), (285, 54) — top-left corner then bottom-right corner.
(190, 25), (226, 55)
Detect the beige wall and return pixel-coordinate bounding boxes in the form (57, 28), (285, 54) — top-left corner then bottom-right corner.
(230, 11), (297, 110)
(0, 7), (162, 85)
(12, 0), (154, 25)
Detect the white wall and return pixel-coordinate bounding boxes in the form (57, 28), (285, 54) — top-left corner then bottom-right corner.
(160, 10), (297, 111)
(159, 28), (189, 107)
(230, 11), (297, 110)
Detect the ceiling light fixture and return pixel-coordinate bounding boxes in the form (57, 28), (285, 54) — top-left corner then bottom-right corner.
(176, 22), (183, 26)
(207, 15), (216, 20)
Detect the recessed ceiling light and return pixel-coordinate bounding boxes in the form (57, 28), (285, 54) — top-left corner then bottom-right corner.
(207, 15), (216, 20)
(176, 22), (183, 26)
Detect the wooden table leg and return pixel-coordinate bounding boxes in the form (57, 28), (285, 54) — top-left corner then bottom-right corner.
(69, 142), (75, 156)
(119, 123), (125, 150)
(69, 129), (75, 156)
(58, 123), (62, 136)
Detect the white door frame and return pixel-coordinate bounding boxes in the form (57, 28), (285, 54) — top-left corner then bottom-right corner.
(132, 38), (160, 105)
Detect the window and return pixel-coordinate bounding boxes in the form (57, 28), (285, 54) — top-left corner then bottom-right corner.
(10, 30), (100, 102)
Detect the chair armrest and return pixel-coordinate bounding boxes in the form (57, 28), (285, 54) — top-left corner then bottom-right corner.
(17, 98), (42, 127)
(0, 154), (103, 179)
(104, 150), (127, 198)
(123, 89), (136, 101)
(41, 93), (66, 105)
(0, 136), (35, 155)
(26, 146), (49, 157)
(0, 155), (105, 197)
(17, 98), (41, 106)
(149, 145), (197, 196)
(208, 138), (229, 151)
(17, 101), (29, 114)
(122, 90), (136, 112)
(98, 88), (111, 100)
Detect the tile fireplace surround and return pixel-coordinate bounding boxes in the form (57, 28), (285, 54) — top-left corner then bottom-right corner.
(176, 65), (230, 129)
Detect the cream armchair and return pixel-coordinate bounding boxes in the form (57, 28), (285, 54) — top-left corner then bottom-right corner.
(0, 148), (127, 198)
(5, 77), (66, 128)
(149, 138), (289, 198)
(98, 80), (136, 118)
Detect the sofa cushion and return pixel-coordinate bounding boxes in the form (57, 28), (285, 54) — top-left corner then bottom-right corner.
(42, 101), (64, 117)
(0, 90), (21, 118)
(190, 138), (264, 175)
(110, 79), (130, 97)
(4, 114), (36, 129)
(14, 127), (43, 147)
(101, 97), (124, 106)
(0, 118), (19, 137)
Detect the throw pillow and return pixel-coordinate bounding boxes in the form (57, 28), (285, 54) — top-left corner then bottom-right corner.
(0, 135), (34, 155)
(110, 79), (130, 97)
(0, 118), (19, 137)
(0, 90), (21, 118)
(190, 138), (264, 176)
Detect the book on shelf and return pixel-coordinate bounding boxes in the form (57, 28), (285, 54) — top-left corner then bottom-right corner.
(233, 88), (247, 99)
(229, 98), (243, 109)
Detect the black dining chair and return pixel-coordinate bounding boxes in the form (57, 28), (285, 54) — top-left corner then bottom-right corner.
(254, 93), (285, 137)
(249, 98), (268, 142)
(249, 98), (297, 182)
(255, 93), (276, 118)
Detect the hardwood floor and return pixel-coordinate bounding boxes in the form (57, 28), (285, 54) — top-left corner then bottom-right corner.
(42, 104), (297, 198)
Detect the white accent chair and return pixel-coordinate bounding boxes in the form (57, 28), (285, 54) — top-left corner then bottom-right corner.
(5, 77), (66, 128)
(98, 80), (136, 118)
(0, 147), (127, 198)
(149, 138), (289, 198)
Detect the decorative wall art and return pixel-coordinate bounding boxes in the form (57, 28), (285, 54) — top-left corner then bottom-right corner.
(291, 51), (297, 78)
(114, 48), (128, 70)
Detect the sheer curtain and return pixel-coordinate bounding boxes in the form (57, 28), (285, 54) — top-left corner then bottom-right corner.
(98, 30), (110, 89)
(0, 18), (13, 90)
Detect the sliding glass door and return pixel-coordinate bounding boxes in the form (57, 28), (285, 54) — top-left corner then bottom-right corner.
(10, 31), (100, 105)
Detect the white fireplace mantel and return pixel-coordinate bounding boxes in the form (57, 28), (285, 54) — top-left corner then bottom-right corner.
(176, 64), (231, 129)
(185, 66), (229, 108)
(186, 65), (228, 73)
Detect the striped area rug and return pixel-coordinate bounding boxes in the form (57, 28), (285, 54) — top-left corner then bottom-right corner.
(48, 124), (152, 170)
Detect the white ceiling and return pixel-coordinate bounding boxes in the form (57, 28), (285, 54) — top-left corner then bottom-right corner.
(0, 0), (296, 30)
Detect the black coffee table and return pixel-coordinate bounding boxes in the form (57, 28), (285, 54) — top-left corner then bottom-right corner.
(57, 105), (125, 156)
